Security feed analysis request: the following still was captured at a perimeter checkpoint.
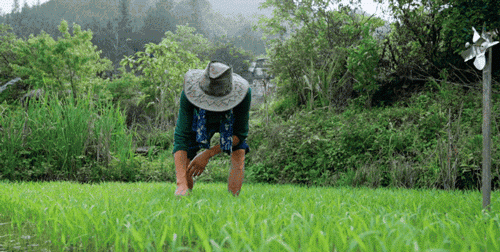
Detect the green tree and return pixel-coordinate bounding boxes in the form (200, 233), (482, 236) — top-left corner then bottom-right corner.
(11, 20), (113, 98)
(380, 0), (454, 78)
(173, 0), (211, 37)
(118, 0), (133, 38)
(120, 35), (201, 127)
(258, 0), (383, 109)
(12, 0), (20, 13)
(210, 39), (254, 77)
(111, 0), (135, 68)
(440, 0), (500, 78)
(19, 1), (34, 38)
(232, 23), (267, 56)
(140, 0), (176, 45)
(375, 0), (500, 80)
(0, 24), (20, 82)
(188, 0), (205, 36)
(9, 0), (22, 37)
(163, 24), (212, 61)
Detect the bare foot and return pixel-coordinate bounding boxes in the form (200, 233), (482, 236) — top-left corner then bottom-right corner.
(228, 189), (240, 197)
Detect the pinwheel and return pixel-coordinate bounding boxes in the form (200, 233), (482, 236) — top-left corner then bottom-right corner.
(460, 27), (499, 70)
(459, 27), (499, 210)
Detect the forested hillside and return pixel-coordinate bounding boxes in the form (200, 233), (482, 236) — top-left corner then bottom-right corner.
(0, 0), (268, 71)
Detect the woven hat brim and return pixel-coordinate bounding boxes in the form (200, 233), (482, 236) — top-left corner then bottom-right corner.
(184, 69), (249, 112)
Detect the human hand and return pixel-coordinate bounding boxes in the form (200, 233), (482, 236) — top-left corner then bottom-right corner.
(187, 150), (210, 177)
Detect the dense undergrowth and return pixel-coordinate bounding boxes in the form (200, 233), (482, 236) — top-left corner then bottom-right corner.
(246, 81), (500, 190)
(2, 77), (499, 191)
(0, 93), (134, 182)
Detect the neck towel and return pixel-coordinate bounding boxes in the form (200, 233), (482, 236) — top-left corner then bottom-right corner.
(192, 109), (234, 155)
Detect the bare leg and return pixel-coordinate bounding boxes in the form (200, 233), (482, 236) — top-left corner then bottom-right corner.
(174, 150), (191, 196)
(228, 149), (245, 196)
(187, 160), (193, 190)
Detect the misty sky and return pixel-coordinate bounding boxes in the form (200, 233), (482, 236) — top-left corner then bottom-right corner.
(1, 0), (390, 20)
(1, 0), (49, 14)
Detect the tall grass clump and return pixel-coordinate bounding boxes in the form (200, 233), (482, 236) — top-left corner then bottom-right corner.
(0, 92), (134, 181)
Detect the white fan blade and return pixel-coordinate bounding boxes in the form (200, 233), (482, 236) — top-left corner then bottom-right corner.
(473, 27), (480, 43)
(488, 41), (499, 48)
(474, 54), (486, 70)
(461, 47), (475, 61)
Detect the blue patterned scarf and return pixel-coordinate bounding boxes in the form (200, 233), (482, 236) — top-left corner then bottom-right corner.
(192, 109), (234, 155)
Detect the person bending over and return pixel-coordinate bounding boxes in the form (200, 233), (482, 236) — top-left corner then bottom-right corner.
(172, 61), (251, 196)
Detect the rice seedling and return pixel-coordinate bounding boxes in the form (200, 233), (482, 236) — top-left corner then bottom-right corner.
(0, 181), (499, 251)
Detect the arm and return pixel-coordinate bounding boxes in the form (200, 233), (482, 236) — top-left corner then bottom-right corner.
(205, 135), (241, 158)
(172, 91), (195, 155)
(187, 89), (251, 176)
(174, 150), (189, 171)
(187, 135), (240, 177)
(173, 91), (197, 188)
(232, 88), (251, 144)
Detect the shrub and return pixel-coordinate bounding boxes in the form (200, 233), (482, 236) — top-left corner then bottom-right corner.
(247, 109), (339, 186)
(247, 81), (500, 190)
(269, 94), (298, 119)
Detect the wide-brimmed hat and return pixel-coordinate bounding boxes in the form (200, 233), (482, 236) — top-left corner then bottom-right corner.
(184, 61), (249, 112)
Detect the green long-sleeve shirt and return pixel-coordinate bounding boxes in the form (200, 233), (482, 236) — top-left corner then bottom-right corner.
(173, 88), (251, 155)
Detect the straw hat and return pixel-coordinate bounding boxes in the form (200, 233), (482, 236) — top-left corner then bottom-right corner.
(184, 61), (249, 112)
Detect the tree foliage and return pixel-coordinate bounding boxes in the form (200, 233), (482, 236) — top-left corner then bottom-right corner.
(0, 0), (267, 71)
(119, 30), (202, 127)
(118, 0), (133, 36)
(0, 24), (18, 81)
(440, 0), (500, 78)
(210, 39), (254, 77)
(258, 0), (384, 109)
(163, 25), (212, 61)
(376, 0), (500, 80)
(139, 0), (176, 45)
(12, 0), (20, 14)
(11, 20), (112, 97)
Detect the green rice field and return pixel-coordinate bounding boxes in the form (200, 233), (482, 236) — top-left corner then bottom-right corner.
(0, 181), (499, 251)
